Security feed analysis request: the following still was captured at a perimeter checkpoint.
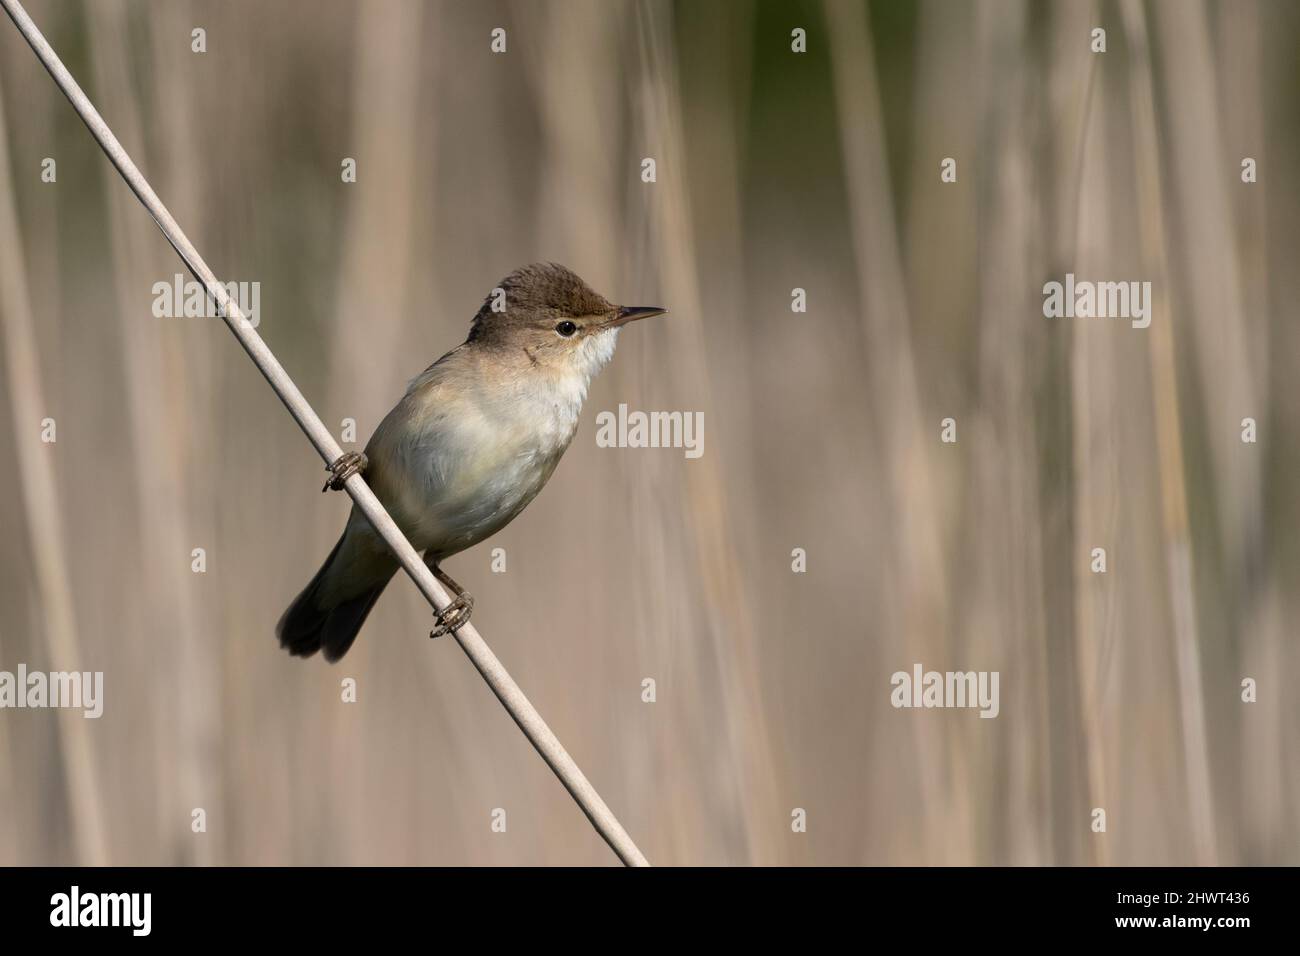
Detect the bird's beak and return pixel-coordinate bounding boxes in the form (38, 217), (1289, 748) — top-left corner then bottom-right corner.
(609, 305), (668, 328)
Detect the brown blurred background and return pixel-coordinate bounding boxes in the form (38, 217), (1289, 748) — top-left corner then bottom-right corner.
(0, 0), (1297, 865)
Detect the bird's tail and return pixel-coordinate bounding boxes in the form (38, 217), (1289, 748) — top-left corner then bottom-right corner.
(276, 531), (398, 662)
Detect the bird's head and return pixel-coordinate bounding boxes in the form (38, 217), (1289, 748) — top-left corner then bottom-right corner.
(467, 263), (665, 379)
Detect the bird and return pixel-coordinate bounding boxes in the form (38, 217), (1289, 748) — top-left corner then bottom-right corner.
(277, 263), (666, 662)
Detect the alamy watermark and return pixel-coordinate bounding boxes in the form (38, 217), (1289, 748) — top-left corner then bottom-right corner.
(0, 665), (103, 718)
(1043, 273), (1151, 329)
(595, 403), (704, 459)
(151, 273), (260, 327)
(50, 886), (150, 936)
(890, 663), (999, 718)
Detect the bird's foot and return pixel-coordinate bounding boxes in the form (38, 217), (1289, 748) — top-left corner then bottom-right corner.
(430, 592), (474, 638)
(322, 451), (367, 492)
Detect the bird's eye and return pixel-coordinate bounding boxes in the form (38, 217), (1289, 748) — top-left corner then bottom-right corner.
(555, 321), (577, 337)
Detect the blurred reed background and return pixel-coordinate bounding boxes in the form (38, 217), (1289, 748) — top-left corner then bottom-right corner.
(0, 0), (1296, 865)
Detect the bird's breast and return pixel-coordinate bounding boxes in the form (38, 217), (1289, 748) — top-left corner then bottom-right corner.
(387, 375), (585, 557)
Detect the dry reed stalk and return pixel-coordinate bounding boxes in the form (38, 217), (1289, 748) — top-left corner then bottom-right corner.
(85, 0), (218, 864)
(637, 0), (763, 863)
(1032, 0), (1099, 866)
(1120, 0), (1217, 865)
(147, 0), (224, 863)
(965, 0), (1054, 864)
(323, 0), (426, 866)
(0, 80), (109, 866)
(520, 0), (624, 275)
(1203, 0), (1269, 866)
(1230, 0), (1293, 864)
(1064, 57), (1114, 868)
(823, 0), (961, 864)
(632, 0), (786, 865)
(0, 706), (17, 862)
(1154, 6), (1260, 588)
(328, 1), (423, 420)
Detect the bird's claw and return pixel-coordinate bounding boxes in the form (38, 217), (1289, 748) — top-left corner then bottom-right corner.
(430, 592), (474, 638)
(323, 451), (367, 492)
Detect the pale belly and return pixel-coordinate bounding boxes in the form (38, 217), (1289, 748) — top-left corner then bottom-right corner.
(416, 442), (565, 558)
(365, 412), (573, 561)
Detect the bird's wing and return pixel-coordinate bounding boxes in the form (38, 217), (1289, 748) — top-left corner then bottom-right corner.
(358, 344), (476, 546)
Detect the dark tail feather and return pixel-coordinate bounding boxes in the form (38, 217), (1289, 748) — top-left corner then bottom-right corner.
(276, 536), (397, 662)
(317, 584), (391, 662)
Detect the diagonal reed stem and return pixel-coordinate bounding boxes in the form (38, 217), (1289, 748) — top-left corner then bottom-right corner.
(1, 0), (648, 868)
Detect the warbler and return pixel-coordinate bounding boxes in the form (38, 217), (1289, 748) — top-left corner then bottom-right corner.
(277, 263), (665, 661)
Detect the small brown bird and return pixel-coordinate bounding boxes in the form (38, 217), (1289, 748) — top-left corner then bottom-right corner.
(277, 263), (665, 661)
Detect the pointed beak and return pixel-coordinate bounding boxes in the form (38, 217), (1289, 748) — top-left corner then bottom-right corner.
(610, 305), (668, 328)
